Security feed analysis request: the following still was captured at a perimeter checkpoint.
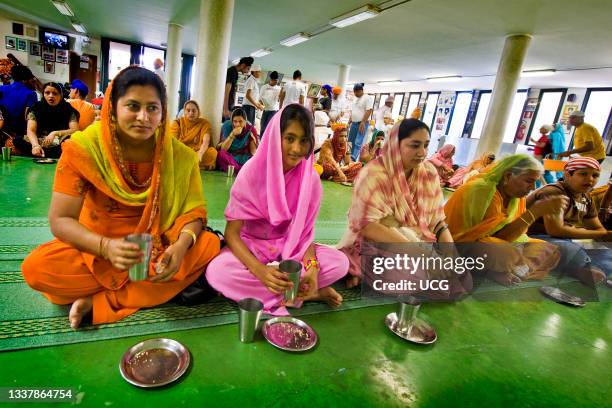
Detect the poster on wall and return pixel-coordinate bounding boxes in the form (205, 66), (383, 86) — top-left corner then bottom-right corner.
(432, 91), (456, 135)
(79, 55), (90, 69)
(16, 39), (27, 52)
(29, 41), (41, 56)
(55, 49), (69, 64)
(42, 46), (55, 61)
(561, 103), (579, 126)
(5, 36), (16, 50)
(307, 83), (321, 99)
(44, 61), (55, 74)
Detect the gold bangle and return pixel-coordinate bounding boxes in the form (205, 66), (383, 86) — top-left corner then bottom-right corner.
(180, 229), (197, 248)
(518, 216), (531, 226)
(526, 209), (536, 223)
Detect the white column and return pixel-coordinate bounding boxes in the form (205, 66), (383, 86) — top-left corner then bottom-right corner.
(337, 64), (351, 91)
(165, 23), (183, 119)
(477, 34), (532, 156)
(195, 0), (235, 144)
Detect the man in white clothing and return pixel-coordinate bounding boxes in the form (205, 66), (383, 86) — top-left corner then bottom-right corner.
(375, 95), (394, 136)
(153, 58), (166, 84)
(242, 64), (264, 125)
(348, 83), (373, 161)
(259, 70), (281, 135)
(279, 70), (306, 108)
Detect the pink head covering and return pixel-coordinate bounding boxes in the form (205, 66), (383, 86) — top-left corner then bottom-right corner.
(429, 143), (455, 168)
(225, 105), (322, 260)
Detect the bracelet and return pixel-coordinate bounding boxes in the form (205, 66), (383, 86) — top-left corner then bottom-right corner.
(304, 258), (319, 271)
(180, 229), (197, 248)
(435, 224), (449, 240)
(518, 216), (531, 226)
(526, 209), (536, 223)
(99, 237), (110, 260)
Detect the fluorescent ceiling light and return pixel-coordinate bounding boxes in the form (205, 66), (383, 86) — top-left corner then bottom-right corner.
(71, 22), (86, 33)
(51, 0), (74, 16)
(426, 75), (462, 82)
(280, 32), (311, 47)
(377, 80), (402, 85)
(250, 48), (272, 57)
(521, 69), (556, 77)
(330, 5), (380, 28)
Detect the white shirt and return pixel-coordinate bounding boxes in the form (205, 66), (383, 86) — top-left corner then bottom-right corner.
(282, 80), (307, 108)
(242, 76), (260, 107)
(259, 83), (281, 111)
(154, 68), (166, 84)
(351, 94), (373, 122)
(329, 96), (348, 121)
(375, 104), (392, 130)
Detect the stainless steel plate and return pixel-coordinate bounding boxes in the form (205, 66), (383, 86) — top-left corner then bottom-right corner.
(119, 338), (190, 388)
(262, 317), (318, 352)
(539, 286), (585, 307)
(385, 312), (437, 344)
(32, 158), (57, 164)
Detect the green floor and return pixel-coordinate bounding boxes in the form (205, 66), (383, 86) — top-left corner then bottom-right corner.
(0, 157), (610, 408)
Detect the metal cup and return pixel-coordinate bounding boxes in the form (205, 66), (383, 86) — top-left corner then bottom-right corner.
(279, 260), (302, 303)
(125, 233), (153, 281)
(227, 165), (235, 178)
(1, 147), (11, 161)
(397, 297), (421, 331)
(238, 298), (263, 343)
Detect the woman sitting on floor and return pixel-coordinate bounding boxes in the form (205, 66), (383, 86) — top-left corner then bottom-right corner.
(206, 104), (348, 316)
(359, 130), (385, 164)
(444, 154), (572, 286)
(22, 82), (79, 158)
(337, 119), (472, 296)
(428, 143), (456, 186)
(216, 107), (258, 174)
(169, 100), (217, 170)
(21, 66), (221, 328)
(317, 125), (363, 183)
(447, 151), (496, 189)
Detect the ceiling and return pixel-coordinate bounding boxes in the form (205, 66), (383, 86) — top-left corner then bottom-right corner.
(2, 0), (612, 90)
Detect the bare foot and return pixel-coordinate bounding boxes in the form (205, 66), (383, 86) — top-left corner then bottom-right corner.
(571, 265), (606, 285)
(346, 275), (361, 289)
(69, 297), (93, 329)
(307, 287), (343, 308)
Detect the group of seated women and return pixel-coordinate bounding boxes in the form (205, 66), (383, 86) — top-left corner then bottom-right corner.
(20, 66), (609, 330)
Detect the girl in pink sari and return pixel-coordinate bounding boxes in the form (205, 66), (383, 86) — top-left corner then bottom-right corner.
(428, 143), (455, 186)
(206, 105), (348, 315)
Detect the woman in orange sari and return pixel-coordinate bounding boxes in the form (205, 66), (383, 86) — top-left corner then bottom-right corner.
(21, 66), (220, 328)
(444, 154), (566, 285)
(317, 125), (362, 183)
(169, 100), (217, 170)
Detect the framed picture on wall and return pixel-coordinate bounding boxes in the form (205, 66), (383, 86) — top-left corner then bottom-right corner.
(29, 41), (41, 56)
(16, 39), (27, 52)
(42, 46), (55, 61)
(307, 83), (321, 99)
(44, 60), (55, 74)
(5, 36), (16, 50)
(55, 49), (68, 64)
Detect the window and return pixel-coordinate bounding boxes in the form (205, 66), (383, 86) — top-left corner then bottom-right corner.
(108, 41), (131, 81)
(529, 90), (564, 142)
(447, 92), (472, 138)
(503, 91), (527, 143)
(583, 89), (612, 135)
(189, 57), (197, 100)
(422, 93), (440, 129)
(405, 93), (421, 118)
(470, 92), (492, 139)
(392, 94), (404, 120)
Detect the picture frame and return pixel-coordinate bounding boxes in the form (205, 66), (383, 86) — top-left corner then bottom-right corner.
(307, 83), (321, 99)
(42, 46), (55, 62)
(55, 49), (68, 64)
(44, 60), (55, 74)
(5, 36), (16, 50)
(16, 38), (27, 52)
(29, 41), (41, 56)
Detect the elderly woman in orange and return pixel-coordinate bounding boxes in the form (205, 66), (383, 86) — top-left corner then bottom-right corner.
(444, 154), (567, 286)
(317, 124), (362, 183)
(169, 100), (217, 170)
(21, 66), (221, 329)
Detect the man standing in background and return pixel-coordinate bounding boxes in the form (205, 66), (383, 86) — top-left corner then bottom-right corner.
(375, 95), (394, 136)
(558, 111), (607, 163)
(279, 70), (306, 108)
(259, 71), (281, 135)
(224, 57), (254, 121)
(242, 64), (264, 125)
(348, 83), (373, 161)
(153, 58), (166, 84)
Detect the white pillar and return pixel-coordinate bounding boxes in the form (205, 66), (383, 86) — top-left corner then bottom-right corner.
(195, 0), (235, 144)
(337, 64), (351, 91)
(166, 23), (183, 119)
(477, 34), (532, 156)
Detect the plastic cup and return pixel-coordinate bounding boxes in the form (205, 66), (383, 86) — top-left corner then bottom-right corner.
(125, 233), (153, 281)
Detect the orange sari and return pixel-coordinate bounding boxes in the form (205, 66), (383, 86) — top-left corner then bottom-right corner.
(169, 116), (217, 169)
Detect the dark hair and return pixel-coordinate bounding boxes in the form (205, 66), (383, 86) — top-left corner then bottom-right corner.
(11, 65), (34, 82)
(231, 107), (247, 121)
(42, 82), (64, 96)
(111, 66), (167, 119)
(280, 104), (314, 157)
(353, 83), (364, 92)
(239, 57), (254, 66)
(293, 70), (302, 80)
(398, 118), (430, 143)
(270, 71), (279, 80)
